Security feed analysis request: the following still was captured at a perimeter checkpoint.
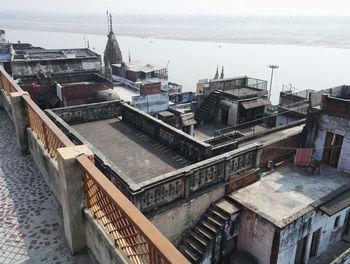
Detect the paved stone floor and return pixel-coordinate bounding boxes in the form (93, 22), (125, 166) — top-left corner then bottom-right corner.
(0, 110), (91, 263)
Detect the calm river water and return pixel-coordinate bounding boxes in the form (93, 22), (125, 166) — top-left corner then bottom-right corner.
(5, 29), (350, 104)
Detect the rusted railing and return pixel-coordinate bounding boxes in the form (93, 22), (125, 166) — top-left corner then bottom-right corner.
(23, 95), (74, 159)
(77, 155), (189, 264)
(0, 67), (22, 94)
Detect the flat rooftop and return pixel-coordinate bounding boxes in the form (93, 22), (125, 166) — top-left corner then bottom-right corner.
(72, 118), (191, 184)
(112, 60), (165, 73)
(222, 87), (266, 98)
(239, 124), (304, 148)
(13, 48), (99, 61)
(229, 163), (350, 228)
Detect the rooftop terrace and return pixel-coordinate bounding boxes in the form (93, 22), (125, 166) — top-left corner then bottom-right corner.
(72, 118), (191, 183)
(13, 48), (99, 61)
(222, 87), (268, 99)
(229, 163), (350, 228)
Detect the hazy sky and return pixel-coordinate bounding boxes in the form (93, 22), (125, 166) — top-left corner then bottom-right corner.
(2, 0), (350, 16)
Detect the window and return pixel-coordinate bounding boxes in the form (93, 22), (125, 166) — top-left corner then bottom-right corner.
(334, 216), (340, 229)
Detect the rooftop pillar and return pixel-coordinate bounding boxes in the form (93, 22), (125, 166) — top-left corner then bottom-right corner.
(57, 145), (94, 254)
(10, 92), (29, 154)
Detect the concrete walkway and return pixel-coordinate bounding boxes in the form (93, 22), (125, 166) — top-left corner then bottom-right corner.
(0, 110), (91, 264)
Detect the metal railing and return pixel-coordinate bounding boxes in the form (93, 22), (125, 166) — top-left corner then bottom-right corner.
(77, 155), (189, 264)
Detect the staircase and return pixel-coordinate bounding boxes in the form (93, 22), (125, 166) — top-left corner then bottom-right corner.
(195, 90), (221, 125)
(179, 197), (241, 263)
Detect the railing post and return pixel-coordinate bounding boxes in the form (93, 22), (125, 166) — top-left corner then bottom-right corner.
(56, 145), (94, 254)
(10, 92), (30, 154)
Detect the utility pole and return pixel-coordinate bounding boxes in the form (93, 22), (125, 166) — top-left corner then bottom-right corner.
(268, 64), (279, 103)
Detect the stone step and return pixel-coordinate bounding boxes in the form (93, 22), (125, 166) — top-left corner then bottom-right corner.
(200, 220), (220, 234)
(184, 237), (205, 255)
(195, 226), (215, 240)
(190, 231), (209, 247)
(205, 213), (225, 228)
(214, 198), (240, 215)
(179, 244), (201, 263)
(208, 207), (229, 222)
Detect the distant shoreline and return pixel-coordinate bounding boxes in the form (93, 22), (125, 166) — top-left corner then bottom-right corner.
(1, 19), (350, 50)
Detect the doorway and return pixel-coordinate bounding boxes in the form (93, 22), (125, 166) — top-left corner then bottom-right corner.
(343, 210), (350, 237)
(221, 108), (229, 125)
(295, 235), (308, 264)
(309, 228), (321, 259)
(322, 132), (344, 168)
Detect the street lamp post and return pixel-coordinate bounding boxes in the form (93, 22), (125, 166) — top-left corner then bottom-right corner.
(268, 64), (279, 103)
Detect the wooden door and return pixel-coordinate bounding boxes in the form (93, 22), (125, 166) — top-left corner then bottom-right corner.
(322, 132), (344, 168)
(322, 132), (333, 162)
(330, 134), (344, 168)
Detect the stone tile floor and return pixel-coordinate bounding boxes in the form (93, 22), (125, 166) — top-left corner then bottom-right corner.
(0, 109), (91, 264)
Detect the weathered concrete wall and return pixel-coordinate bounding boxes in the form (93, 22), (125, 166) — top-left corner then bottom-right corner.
(237, 209), (276, 264)
(0, 89), (13, 122)
(278, 207), (350, 264)
(217, 99), (239, 126)
(150, 186), (225, 245)
(52, 100), (122, 125)
(312, 114), (350, 173)
(121, 103), (212, 162)
(84, 209), (129, 264)
(27, 128), (61, 204)
(12, 57), (101, 79)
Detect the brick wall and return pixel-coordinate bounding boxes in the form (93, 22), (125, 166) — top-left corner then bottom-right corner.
(260, 134), (300, 168)
(226, 168), (260, 193)
(63, 84), (107, 106)
(322, 96), (350, 119)
(140, 82), (161, 96)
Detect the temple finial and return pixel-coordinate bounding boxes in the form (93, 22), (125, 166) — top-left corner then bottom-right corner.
(214, 65), (219, 79)
(220, 66), (224, 79)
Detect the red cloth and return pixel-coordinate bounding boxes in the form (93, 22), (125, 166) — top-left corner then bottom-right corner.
(294, 148), (313, 166)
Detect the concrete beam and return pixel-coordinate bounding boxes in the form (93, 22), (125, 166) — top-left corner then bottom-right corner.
(10, 92), (29, 154)
(57, 145), (94, 254)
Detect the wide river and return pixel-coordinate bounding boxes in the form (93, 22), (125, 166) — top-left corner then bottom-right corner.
(5, 29), (350, 104)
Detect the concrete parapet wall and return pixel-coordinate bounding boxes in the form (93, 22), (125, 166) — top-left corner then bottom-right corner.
(27, 128), (61, 204)
(84, 209), (129, 264)
(0, 89), (13, 122)
(52, 100), (122, 124)
(121, 103), (212, 162)
(150, 186), (225, 245)
(47, 101), (263, 219)
(46, 109), (140, 198)
(236, 119), (305, 146)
